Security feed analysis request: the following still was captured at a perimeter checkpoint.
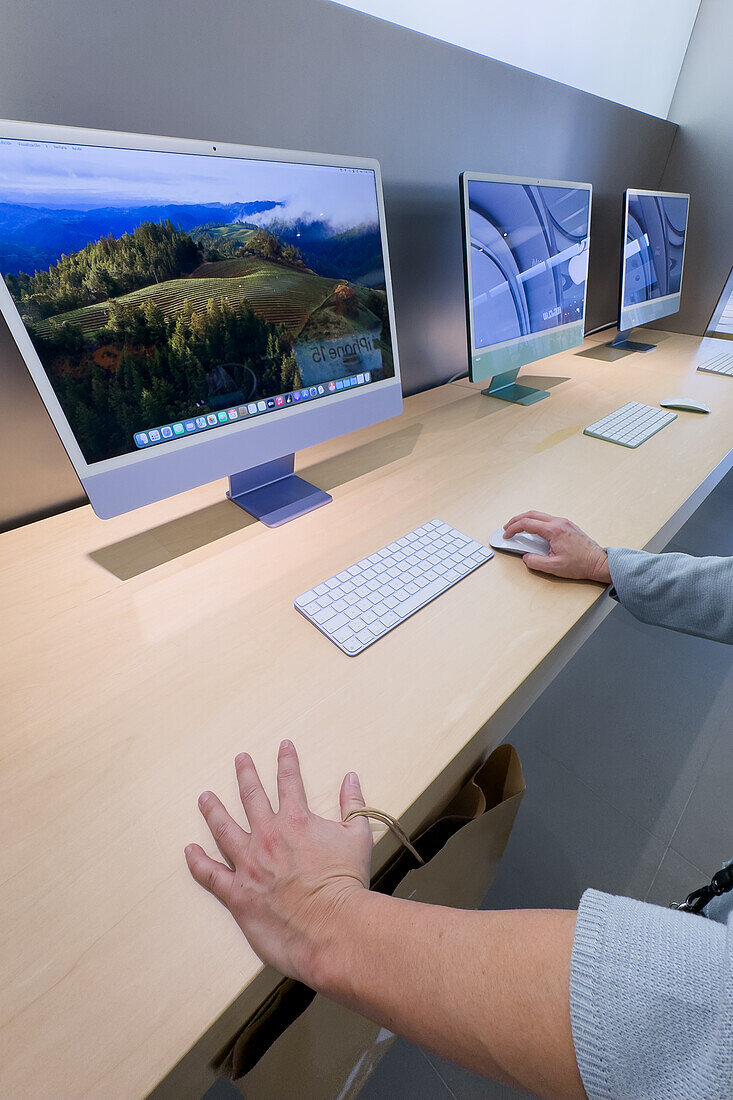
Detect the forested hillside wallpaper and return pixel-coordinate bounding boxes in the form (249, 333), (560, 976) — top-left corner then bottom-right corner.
(0, 138), (394, 463)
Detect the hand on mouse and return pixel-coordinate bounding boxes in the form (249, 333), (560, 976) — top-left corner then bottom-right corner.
(185, 741), (373, 985)
(502, 511), (611, 582)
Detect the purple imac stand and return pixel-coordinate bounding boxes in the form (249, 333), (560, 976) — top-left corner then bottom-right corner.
(227, 454), (332, 527)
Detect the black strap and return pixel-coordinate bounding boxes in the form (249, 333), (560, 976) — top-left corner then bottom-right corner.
(670, 862), (733, 916)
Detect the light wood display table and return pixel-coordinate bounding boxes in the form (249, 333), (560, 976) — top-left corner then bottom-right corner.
(2, 329), (732, 1100)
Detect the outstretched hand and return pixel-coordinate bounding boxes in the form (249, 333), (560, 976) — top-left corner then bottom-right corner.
(502, 511), (611, 582)
(185, 741), (373, 984)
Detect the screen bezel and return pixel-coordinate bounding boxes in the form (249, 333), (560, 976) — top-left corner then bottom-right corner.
(460, 171), (593, 362)
(0, 118), (402, 481)
(704, 264), (733, 341)
(618, 187), (691, 330)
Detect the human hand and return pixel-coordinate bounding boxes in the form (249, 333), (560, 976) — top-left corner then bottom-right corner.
(502, 511), (611, 582)
(185, 741), (373, 985)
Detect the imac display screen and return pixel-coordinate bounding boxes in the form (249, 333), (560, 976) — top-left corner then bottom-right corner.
(466, 180), (590, 351)
(622, 191), (689, 311)
(0, 138), (395, 464)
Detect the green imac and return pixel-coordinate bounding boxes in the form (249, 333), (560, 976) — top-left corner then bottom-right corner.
(460, 172), (592, 404)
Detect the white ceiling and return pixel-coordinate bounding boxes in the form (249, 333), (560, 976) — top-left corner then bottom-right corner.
(327, 0), (701, 118)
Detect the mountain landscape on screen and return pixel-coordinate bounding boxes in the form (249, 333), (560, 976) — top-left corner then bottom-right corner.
(0, 143), (394, 463)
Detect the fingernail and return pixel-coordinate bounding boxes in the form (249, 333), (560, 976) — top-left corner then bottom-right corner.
(348, 772), (358, 784)
(281, 739), (292, 750)
(199, 791), (211, 805)
(184, 845), (193, 857)
(235, 753), (249, 767)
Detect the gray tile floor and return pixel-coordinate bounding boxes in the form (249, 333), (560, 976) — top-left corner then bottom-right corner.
(358, 470), (733, 1099)
(206, 471), (733, 1100)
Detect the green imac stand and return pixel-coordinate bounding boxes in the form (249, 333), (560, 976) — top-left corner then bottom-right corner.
(481, 367), (550, 405)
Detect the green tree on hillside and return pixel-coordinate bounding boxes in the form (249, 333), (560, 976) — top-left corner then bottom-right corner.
(6, 222), (202, 321)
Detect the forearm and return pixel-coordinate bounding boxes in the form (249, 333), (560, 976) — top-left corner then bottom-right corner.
(311, 890), (585, 1100)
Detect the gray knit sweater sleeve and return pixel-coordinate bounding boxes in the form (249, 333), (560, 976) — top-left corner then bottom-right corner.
(570, 889), (733, 1099)
(606, 548), (733, 644)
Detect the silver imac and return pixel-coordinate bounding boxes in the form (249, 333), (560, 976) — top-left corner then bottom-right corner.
(609, 187), (690, 353)
(460, 172), (592, 404)
(0, 120), (402, 525)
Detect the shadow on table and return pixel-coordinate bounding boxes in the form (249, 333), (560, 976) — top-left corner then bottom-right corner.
(575, 343), (631, 363)
(577, 329), (676, 363)
(89, 422), (423, 580)
(519, 374), (570, 390)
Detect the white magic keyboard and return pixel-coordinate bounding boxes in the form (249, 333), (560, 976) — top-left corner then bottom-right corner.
(697, 351), (733, 377)
(584, 402), (676, 448)
(294, 520), (494, 655)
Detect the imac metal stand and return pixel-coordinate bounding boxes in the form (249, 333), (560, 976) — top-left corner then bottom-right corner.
(227, 454), (331, 527)
(606, 329), (657, 353)
(482, 369), (549, 405)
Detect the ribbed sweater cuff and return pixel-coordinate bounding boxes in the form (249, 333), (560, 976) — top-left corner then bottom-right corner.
(605, 546), (632, 604)
(570, 889), (615, 1100)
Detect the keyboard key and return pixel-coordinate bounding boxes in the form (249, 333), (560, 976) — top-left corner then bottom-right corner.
(325, 612), (349, 633)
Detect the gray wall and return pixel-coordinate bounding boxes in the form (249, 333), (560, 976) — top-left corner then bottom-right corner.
(654, 0), (732, 337)
(0, 0), (676, 530)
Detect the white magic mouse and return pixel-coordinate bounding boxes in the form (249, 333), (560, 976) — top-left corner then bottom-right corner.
(659, 398), (710, 414)
(489, 528), (551, 557)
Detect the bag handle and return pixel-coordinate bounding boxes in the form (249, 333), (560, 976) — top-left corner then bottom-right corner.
(344, 806), (426, 866)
